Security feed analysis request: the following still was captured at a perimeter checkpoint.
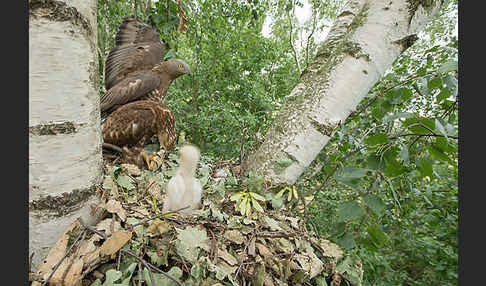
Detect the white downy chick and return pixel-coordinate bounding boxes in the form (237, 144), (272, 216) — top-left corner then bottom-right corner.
(163, 144), (202, 214)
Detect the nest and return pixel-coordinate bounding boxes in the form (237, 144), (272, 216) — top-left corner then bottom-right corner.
(30, 147), (363, 286)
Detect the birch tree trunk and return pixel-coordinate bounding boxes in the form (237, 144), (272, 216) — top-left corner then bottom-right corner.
(246, 0), (444, 184)
(29, 0), (102, 267)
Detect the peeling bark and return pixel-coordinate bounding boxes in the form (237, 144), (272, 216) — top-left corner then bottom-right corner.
(29, 0), (102, 267)
(246, 0), (443, 184)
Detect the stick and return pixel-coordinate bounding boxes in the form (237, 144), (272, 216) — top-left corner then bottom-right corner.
(128, 206), (190, 228)
(41, 230), (85, 286)
(121, 249), (183, 286)
(103, 142), (123, 153)
(78, 218), (109, 239)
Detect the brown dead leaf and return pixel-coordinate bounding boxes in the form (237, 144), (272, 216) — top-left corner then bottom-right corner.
(224, 230), (245, 244)
(121, 163), (142, 176)
(248, 236), (256, 257)
(63, 258), (84, 286)
(130, 206), (150, 218)
(146, 179), (162, 200)
(147, 220), (171, 236)
(33, 220), (80, 283)
(255, 243), (272, 259)
(264, 274), (275, 286)
(317, 238), (343, 259)
(217, 248), (238, 266)
(100, 230), (133, 257)
(103, 200), (127, 222)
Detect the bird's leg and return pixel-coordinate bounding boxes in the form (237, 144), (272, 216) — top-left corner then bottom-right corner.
(142, 152), (155, 170)
(137, 135), (158, 170)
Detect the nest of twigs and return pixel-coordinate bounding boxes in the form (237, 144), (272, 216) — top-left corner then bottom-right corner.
(29, 146), (363, 286)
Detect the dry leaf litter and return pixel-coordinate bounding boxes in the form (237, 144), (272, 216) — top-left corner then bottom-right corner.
(30, 145), (363, 286)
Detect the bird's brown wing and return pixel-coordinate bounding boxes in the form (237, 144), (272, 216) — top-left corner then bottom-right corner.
(104, 42), (166, 89)
(115, 17), (161, 46)
(102, 101), (159, 147)
(100, 72), (160, 113)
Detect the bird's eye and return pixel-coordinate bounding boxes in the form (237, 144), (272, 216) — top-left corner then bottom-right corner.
(178, 64), (183, 69)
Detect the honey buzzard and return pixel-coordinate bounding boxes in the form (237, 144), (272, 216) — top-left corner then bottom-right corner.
(101, 100), (177, 167)
(100, 58), (191, 113)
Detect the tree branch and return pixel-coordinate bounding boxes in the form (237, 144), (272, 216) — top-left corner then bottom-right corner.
(305, 3), (317, 71)
(389, 133), (457, 140)
(286, 0), (301, 74)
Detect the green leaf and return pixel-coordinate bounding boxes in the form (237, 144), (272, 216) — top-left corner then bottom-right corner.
(163, 49), (176, 60)
(274, 188), (286, 199)
(363, 194), (385, 216)
(249, 192), (266, 201)
(399, 145), (409, 164)
(427, 76), (443, 92)
(428, 145), (450, 162)
(366, 154), (381, 170)
(435, 119), (448, 138)
(90, 279), (102, 286)
(292, 186), (298, 200)
(389, 88), (411, 104)
(143, 267), (182, 286)
(334, 166), (368, 183)
(418, 158), (433, 177)
(115, 175), (135, 190)
(437, 60), (458, 74)
(252, 199), (264, 212)
(366, 224), (388, 247)
(338, 201), (364, 221)
(383, 148), (407, 177)
(103, 269), (122, 286)
(336, 233), (356, 249)
(230, 192), (245, 201)
(110, 166), (122, 178)
(383, 112), (414, 123)
(175, 227), (210, 264)
(315, 276), (329, 286)
(443, 75), (458, 96)
(246, 172), (264, 192)
(437, 87), (451, 102)
(364, 133), (388, 146)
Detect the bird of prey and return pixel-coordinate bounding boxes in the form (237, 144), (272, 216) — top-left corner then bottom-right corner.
(100, 58), (191, 113)
(104, 17), (167, 90)
(101, 100), (177, 168)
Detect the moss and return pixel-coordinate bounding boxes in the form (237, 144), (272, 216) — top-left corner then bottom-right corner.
(394, 34), (419, 52)
(407, 0), (444, 23)
(348, 2), (370, 31)
(309, 118), (341, 137)
(408, 0), (438, 13)
(29, 186), (98, 217)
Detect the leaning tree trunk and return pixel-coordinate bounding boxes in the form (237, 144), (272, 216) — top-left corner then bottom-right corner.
(29, 0), (102, 268)
(246, 0), (444, 184)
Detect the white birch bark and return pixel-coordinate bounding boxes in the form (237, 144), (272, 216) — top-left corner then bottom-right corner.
(29, 0), (102, 267)
(246, 0), (443, 184)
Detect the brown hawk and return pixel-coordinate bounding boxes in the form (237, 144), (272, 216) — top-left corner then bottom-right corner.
(100, 58), (191, 113)
(101, 100), (177, 168)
